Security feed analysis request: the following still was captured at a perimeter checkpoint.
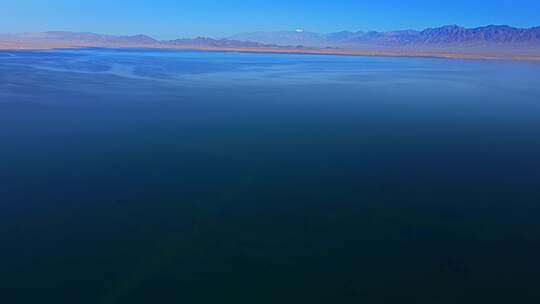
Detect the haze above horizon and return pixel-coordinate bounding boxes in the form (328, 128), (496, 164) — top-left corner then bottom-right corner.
(1, 0), (540, 39)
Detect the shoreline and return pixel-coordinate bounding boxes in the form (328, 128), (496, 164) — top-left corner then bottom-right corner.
(1, 43), (540, 61)
(173, 45), (540, 61)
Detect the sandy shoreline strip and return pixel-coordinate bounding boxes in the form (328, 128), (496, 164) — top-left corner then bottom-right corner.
(1, 42), (539, 61)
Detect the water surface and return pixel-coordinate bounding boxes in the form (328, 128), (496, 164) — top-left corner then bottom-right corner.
(1, 48), (540, 303)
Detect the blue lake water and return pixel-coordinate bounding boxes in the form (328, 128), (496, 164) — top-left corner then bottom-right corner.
(1, 48), (540, 303)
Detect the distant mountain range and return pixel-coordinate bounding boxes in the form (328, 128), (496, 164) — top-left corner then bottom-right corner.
(0, 31), (275, 49)
(1, 25), (539, 59)
(230, 25), (540, 52)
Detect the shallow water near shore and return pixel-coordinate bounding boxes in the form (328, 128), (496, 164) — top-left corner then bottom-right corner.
(1, 48), (540, 303)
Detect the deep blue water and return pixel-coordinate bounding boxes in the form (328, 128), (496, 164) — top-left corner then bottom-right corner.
(1, 48), (540, 303)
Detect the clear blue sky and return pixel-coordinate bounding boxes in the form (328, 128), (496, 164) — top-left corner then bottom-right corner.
(1, 0), (539, 39)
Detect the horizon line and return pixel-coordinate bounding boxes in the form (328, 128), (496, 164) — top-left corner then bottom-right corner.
(1, 23), (540, 40)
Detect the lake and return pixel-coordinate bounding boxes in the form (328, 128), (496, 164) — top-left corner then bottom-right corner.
(1, 48), (540, 303)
